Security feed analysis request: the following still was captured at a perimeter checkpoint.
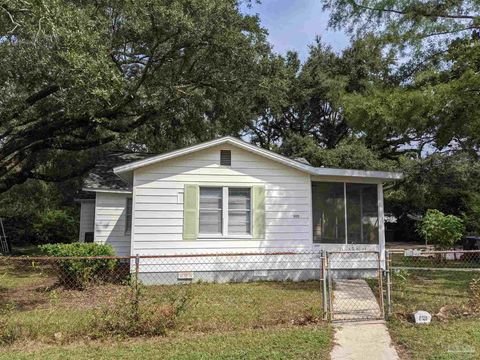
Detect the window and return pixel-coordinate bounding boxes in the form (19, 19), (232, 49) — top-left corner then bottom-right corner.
(346, 184), (378, 244)
(312, 182), (345, 244)
(199, 187), (223, 234)
(228, 188), (251, 235)
(125, 198), (132, 234)
(220, 150), (231, 166)
(312, 182), (379, 244)
(199, 187), (251, 236)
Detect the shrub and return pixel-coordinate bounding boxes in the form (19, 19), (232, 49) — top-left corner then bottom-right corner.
(32, 209), (78, 244)
(39, 243), (117, 289)
(93, 285), (190, 337)
(418, 209), (464, 249)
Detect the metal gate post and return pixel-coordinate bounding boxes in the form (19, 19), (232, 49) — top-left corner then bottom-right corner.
(377, 251), (385, 319)
(327, 252), (334, 321)
(385, 250), (392, 318)
(321, 251), (328, 320)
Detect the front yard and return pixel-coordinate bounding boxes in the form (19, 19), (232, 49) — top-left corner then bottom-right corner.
(387, 269), (480, 359)
(0, 260), (332, 359)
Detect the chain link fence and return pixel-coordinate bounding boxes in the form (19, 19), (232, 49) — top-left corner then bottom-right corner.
(2, 248), (479, 346)
(0, 251), (326, 346)
(386, 249), (480, 321)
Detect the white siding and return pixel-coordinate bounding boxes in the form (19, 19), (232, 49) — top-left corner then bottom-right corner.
(132, 144), (313, 255)
(79, 200), (95, 242)
(94, 192), (131, 256)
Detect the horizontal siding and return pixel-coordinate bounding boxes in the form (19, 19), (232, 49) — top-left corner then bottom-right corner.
(94, 193), (131, 256)
(132, 143), (313, 255)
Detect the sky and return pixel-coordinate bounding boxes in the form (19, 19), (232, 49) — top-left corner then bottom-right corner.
(240, 0), (350, 62)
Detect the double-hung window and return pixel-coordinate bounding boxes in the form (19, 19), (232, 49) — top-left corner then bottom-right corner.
(199, 187), (251, 236)
(199, 187), (223, 234)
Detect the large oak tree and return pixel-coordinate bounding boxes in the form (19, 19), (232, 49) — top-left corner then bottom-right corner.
(0, 0), (270, 192)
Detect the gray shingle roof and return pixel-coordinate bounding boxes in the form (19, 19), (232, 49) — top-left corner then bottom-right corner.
(82, 152), (153, 192)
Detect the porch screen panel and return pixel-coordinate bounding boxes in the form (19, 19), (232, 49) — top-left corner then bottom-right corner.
(312, 182), (345, 244)
(346, 184), (378, 244)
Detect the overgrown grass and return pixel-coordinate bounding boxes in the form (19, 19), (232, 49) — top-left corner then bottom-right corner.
(389, 319), (480, 360)
(388, 269), (480, 359)
(0, 261), (329, 358)
(0, 327), (333, 360)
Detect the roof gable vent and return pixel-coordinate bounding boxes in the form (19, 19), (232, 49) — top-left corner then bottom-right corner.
(220, 150), (231, 166)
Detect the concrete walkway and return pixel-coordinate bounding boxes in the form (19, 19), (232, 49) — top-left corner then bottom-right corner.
(331, 320), (399, 360)
(330, 279), (399, 359)
(332, 279), (382, 321)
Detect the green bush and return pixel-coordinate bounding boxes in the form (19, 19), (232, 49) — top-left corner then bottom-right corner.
(39, 243), (117, 289)
(32, 209), (78, 244)
(418, 209), (464, 249)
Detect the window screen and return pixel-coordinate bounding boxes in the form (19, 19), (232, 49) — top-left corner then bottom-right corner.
(346, 184), (378, 244)
(228, 188), (251, 234)
(199, 187), (223, 234)
(220, 150), (231, 166)
(125, 198), (132, 234)
(312, 182), (345, 244)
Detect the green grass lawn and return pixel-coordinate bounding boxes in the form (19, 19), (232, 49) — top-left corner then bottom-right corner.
(389, 319), (480, 360)
(0, 327), (332, 360)
(388, 269), (480, 359)
(0, 261), (332, 359)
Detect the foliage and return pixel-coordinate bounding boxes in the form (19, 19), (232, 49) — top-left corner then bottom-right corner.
(93, 284), (190, 338)
(418, 209), (464, 249)
(32, 209), (77, 244)
(39, 243), (117, 289)
(0, 179), (81, 245)
(387, 153), (480, 238)
(280, 133), (395, 170)
(320, 0), (480, 156)
(247, 37), (395, 151)
(0, 0), (271, 192)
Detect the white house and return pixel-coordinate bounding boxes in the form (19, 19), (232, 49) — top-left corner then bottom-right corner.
(78, 136), (402, 283)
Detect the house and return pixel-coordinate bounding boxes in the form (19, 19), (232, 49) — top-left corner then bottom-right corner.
(78, 136), (402, 283)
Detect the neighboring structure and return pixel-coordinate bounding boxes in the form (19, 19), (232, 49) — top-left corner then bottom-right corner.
(78, 137), (402, 282)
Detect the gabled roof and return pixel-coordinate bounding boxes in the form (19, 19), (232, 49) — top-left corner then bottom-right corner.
(113, 136), (403, 183)
(82, 152), (152, 193)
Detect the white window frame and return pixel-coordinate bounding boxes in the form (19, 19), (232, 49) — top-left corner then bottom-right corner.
(198, 186), (252, 239)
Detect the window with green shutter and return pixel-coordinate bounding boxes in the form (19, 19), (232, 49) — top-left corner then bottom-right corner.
(185, 185), (265, 239)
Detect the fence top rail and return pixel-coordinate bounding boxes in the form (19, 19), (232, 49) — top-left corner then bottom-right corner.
(391, 266), (480, 272)
(326, 250), (380, 254)
(387, 249), (480, 254)
(0, 251), (323, 261)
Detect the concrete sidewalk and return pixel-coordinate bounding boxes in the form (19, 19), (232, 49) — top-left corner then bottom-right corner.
(330, 279), (399, 359)
(331, 320), (399, 360)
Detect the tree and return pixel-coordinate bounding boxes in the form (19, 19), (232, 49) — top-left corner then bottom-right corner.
(246, 37), (396, 154)
(321, 0), (480, 156)
(418, 209), (464, 249)
(0, 0), (270, 191)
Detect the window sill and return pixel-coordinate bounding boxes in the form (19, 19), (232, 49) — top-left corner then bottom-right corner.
(198, 234), (253, 240)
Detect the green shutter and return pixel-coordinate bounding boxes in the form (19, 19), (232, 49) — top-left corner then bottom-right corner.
(183, 184), (199, 240)
(252, 185), (265, 239)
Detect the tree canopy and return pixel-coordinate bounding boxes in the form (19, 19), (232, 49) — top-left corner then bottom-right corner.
(0, 0), (270, 192)
(2, 0), (480, 245)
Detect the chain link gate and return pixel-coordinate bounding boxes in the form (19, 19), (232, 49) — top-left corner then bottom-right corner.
(321, 250), (386, 322)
